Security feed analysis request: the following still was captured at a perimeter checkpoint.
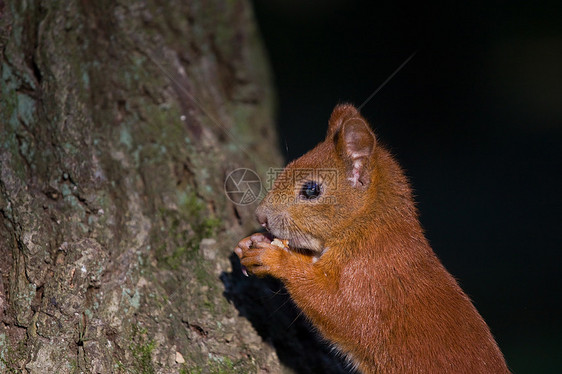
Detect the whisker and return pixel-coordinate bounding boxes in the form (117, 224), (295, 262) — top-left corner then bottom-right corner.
(358, 50), (418, 110)
(268, 292), (294, 318)
(287, 308), (305, 330)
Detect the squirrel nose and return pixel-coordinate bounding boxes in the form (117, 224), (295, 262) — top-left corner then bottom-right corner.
(256, 208), (268, 229)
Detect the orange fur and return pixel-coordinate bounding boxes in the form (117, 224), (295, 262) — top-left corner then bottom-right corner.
(235, 104), (509, 373)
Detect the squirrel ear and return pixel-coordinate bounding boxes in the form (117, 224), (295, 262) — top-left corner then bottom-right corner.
(337, 117), (376, 188)
(327, 104), (360, 139)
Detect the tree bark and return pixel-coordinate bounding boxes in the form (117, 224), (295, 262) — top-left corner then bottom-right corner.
(0, 0), (284, 372)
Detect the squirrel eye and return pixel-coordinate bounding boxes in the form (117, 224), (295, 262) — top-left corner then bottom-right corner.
(300, 181), (322, 200)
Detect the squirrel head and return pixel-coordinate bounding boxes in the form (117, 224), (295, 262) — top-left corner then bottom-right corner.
(256, 104), (380, 254)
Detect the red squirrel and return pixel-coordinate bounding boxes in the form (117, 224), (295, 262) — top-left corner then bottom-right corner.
(234, 104), (509, 373)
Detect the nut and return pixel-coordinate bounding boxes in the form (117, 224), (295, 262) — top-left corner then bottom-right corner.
(271, 238), (288, 248)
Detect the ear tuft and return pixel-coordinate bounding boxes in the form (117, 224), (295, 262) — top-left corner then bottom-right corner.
(340, 118), (376, 188)
(327, 104), (360, 139)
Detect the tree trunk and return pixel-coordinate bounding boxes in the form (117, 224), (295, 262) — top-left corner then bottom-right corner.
(0, 0), (285, 372)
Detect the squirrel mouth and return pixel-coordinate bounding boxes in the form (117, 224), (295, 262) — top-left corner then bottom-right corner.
(264, 227), (322, 254)
(271, 235), (321, 256)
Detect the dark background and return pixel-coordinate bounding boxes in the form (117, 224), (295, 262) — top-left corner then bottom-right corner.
(250, 1), (562, 372)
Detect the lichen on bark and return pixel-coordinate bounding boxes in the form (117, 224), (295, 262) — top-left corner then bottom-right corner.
(0, 0), (283, 372)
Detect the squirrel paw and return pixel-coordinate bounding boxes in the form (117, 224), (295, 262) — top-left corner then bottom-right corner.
(234, 233), (287, 278)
